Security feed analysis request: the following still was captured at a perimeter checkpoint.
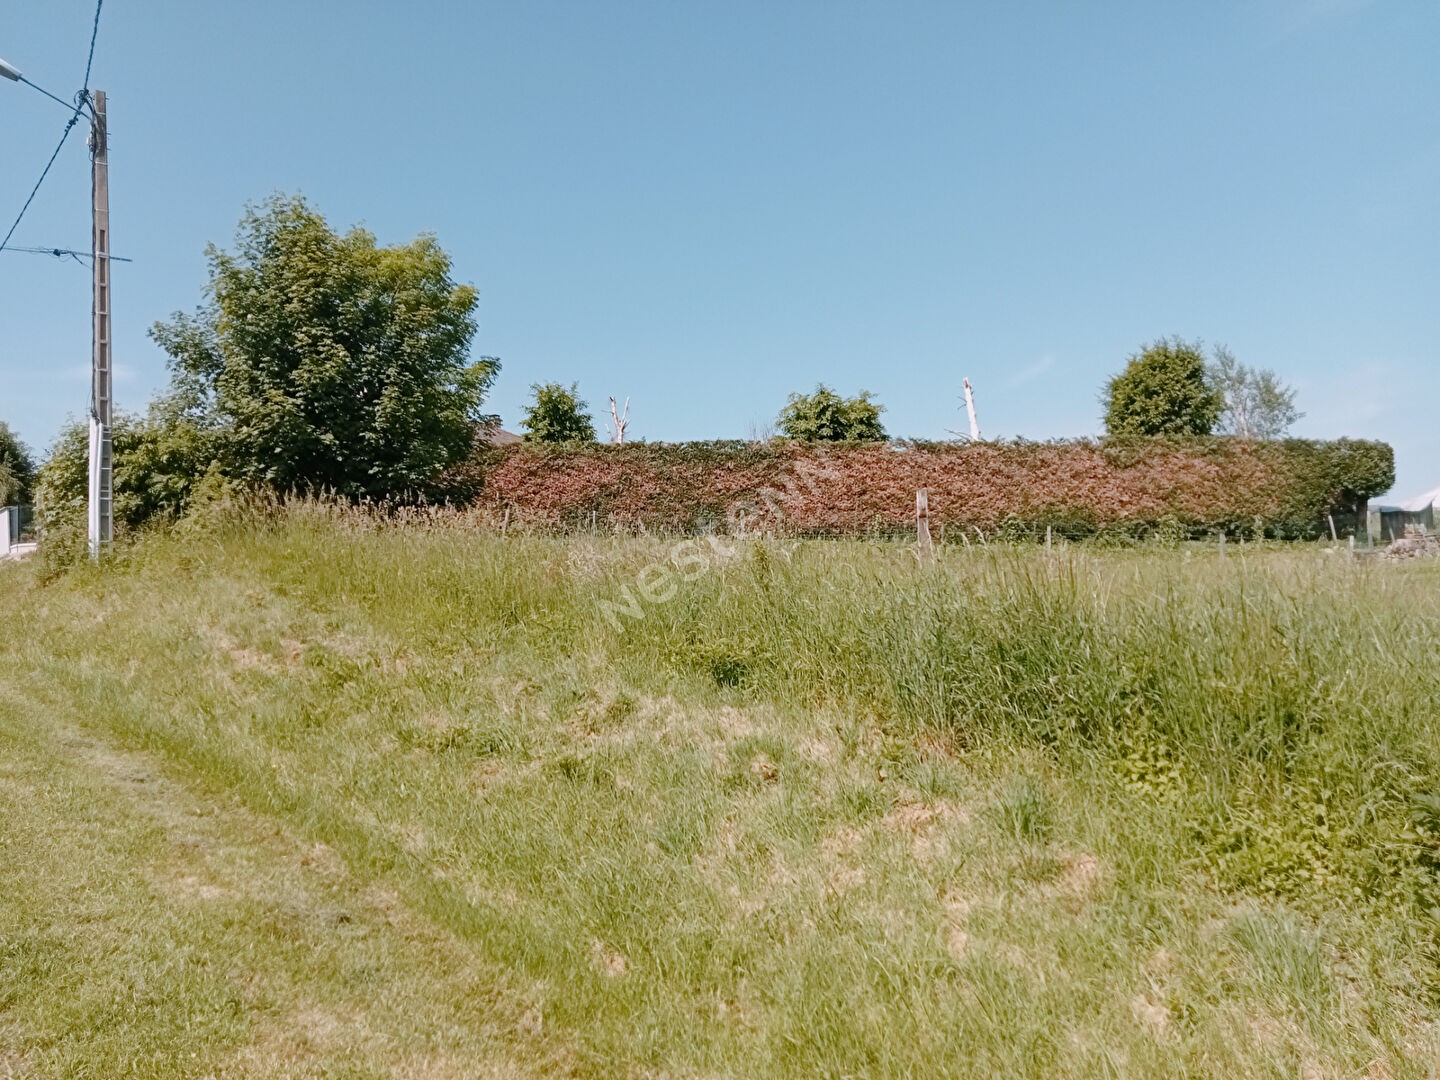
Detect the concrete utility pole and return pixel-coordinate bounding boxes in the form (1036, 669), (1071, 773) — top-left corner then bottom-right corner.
(87, 90), (112, 555)
(0, 47), (113, 555)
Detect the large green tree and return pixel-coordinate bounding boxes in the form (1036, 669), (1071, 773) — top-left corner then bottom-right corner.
(0, 421), (35, 505)
(777, 385), (887, 442)
(151, 195), (497, 499)
(521, 382), (597, 443)
(1103, 338), (1223, 437)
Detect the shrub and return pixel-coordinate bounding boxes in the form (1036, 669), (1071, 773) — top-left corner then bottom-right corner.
(34, 406), (224, 547)
(1104, 338), (1224, 436)
(777, 385), (886, 442)
(521, 382), (597, 444)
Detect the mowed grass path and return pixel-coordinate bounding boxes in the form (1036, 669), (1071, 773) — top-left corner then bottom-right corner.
(3, 511), (1440, 1077)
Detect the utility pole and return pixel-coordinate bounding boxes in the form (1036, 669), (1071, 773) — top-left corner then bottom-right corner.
(87, 89), (112, 555)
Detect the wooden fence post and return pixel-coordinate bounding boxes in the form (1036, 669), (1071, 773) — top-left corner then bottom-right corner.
(916, 490), (934, 564)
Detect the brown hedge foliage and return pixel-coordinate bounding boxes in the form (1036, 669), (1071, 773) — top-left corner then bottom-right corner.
(469, 438), (1393, 540)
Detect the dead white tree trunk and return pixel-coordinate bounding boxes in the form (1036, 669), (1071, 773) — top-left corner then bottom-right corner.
(916, 489), (934, 564)
(608, 396), (631, 445)
(963, 378), (981, 441)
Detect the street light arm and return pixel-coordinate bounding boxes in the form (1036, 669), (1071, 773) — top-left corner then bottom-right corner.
(0, 56), (91, 117)
(21, 76), (86, 115)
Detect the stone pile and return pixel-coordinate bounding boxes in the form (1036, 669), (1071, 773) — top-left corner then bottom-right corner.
(1383, 525), (1440, 560)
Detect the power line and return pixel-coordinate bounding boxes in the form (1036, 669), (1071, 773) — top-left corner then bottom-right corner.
(81, 0), (104, 92)
(1, 244), (132, 263)
(0, 109), (84, 254)
(0, 0), (106, 255)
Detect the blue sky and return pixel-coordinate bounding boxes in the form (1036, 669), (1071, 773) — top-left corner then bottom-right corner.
(2, 1), (1435, 496)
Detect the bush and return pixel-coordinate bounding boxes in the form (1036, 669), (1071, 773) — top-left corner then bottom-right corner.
(1104, 338), (1224, 436)
(521, 382), (597, 444)
(777, 385), (886, 442)
(34, 406), (225, 550)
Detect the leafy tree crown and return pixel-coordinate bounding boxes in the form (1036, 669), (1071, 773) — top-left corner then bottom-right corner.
(1209, 345), (1303, 440)
(149, 194), (497, 499)
(777, 385), (887, 442)
(1103, 338), (1224, 436)
(521, 382), (597, 443)
(0, 421), (36, 506)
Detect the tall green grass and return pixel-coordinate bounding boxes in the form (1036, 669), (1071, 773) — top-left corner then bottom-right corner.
(4, 505), (1440, 1076)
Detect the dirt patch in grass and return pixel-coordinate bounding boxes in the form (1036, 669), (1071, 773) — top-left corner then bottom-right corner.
(796, 734), (837, 764)
(0, 1046), (32, 1079)
(1129, 994), (1173, 1038)
(1041, 850), (1105, 912)
(233, 1002), (371, 1069)
(590, 942), (630, 977)
(820, 824), (863, 859)
(942, 892), (974, 960)
(748, 754), (779, 783)
(878, 799), (972, 863)
(716, 706), (755, 739)
(167, 873), (232, 902)
(201, 624), (287, 674)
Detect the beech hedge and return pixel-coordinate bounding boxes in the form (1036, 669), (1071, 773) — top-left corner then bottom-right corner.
(462, 437), (1394, 541)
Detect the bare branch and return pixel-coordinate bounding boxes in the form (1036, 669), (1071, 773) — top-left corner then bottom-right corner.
(608, 395), (630, 445)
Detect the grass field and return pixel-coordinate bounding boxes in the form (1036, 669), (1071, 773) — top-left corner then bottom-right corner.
(3, 508), (1440, 1077)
